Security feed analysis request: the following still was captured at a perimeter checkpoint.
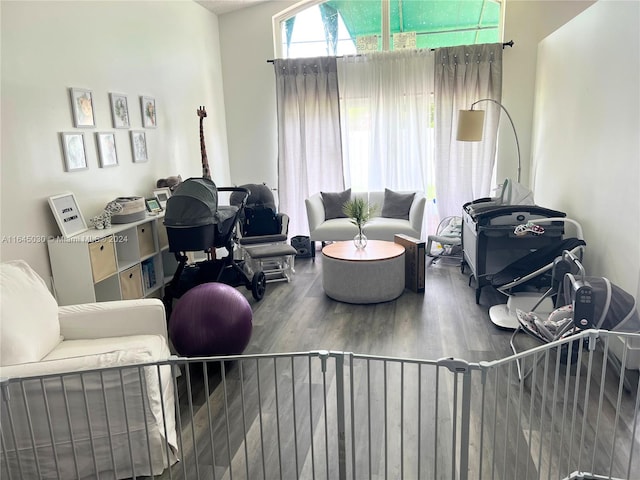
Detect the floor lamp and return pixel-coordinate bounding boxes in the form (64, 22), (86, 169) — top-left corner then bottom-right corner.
(456, 99), (521, 184)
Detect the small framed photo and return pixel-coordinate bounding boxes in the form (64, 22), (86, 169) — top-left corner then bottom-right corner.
(153, 187), (171, 209)
(69, 87), (95, 128)
(60, 132), (88, 172)
(130, 130), (148, 163)
(109, 93), (130, 128)
(95, 132), (118, 168)
(48, 192), (88, 239)
(140, 96), (157, 128)
(145, 197), (163, 214)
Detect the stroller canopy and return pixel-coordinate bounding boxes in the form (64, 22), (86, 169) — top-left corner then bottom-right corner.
(564, 276), (640, 333)
(230, 183), (276, 211)
(164, 177), (218, 228)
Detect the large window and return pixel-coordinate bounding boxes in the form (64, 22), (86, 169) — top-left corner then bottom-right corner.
(274, 0), (503, 58)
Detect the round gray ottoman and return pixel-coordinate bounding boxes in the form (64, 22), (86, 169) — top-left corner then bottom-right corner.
(322, 240), (405, 304)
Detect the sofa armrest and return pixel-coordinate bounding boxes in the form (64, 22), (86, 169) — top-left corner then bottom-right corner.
(305, 193), (326, 235)
(409, 194), (427, 235)
(58, 299), (168, 341)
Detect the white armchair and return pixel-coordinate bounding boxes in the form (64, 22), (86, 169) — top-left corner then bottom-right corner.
(0, 260), (178, 479)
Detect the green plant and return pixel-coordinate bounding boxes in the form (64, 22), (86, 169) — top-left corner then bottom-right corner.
(343, 198), (377, 235)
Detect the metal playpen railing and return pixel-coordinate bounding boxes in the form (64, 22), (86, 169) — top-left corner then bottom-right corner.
(2, 329), (639, 480)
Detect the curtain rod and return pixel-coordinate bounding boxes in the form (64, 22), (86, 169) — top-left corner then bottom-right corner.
(266, 40), (514, 63)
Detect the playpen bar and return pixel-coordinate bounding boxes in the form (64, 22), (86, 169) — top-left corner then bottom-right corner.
(255, 359), (267, 480)
(221, 361), (234, 480)
(308, 355), (317, 480)
(136, 366), (158, 478)
(290, 357), (301, 479)
(334, 354), (347, 480)
(627, 377), (640, 478)
(79, 373), (100, 477)
(577, 342), (597, 470)
(61, 376), (82, 479)
(271, 357), (284, 480)
(238, 361), (250, 480)
(567, 337), (586, 473)
(608, 341), (628, 477)
(16, 381), (42, 479)
(201, 362), (218, 480)
(171, 362), (188, 480)
(545, 345), (564, 480)
(2, 383), (25, 479)
(321, 355), (330, 480)
(348, 355), (357, 480)
(98, 372), (119, 477)
(155, 364), (176, 480)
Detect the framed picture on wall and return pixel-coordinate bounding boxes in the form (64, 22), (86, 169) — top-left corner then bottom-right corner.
(109, 93), (130, 128)
(69, 87), (95, 128)
(130, 130), (148, 163)
(140, 96), (157, 128)
(60, 132), (88, 172)
(48, 192), (88, 239)
(95, 132), (118, 168)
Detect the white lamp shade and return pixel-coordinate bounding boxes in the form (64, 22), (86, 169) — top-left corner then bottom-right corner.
(456, 109), (486, 141)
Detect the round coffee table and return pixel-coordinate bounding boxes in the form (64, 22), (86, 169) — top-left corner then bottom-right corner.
(322, 240), (405, 304)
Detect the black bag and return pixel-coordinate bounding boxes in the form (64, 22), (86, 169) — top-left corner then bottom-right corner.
(243, 205), (280, 236)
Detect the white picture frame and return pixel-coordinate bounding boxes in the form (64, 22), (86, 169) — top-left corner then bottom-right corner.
(140, 96), (157, 128)
(109, 93), (130, 128)
(69, 87), (95, 128)
(153, 187), (171, 209)
(130, 130), (148, 163)
(48, 192), (88, 239)
(95, 132), (118, 168)
(60, 132), (88, 172)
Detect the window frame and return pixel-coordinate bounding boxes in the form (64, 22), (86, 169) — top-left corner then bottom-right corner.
(272, 0), (505, 58)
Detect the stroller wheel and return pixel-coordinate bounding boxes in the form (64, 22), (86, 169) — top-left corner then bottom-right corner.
(251, 271), (267, 300)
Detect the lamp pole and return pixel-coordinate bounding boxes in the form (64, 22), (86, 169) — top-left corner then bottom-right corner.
(470, 99), (521, 184)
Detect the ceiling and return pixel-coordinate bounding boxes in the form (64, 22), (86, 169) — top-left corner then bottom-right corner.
(195, 0), (272, 16)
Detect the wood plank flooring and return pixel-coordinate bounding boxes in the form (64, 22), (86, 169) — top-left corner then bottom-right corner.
(154, 250), (639, 480)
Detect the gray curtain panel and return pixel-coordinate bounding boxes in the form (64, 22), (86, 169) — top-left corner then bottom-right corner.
(274, 57), (344, 237)
(434, 43), (503, 219)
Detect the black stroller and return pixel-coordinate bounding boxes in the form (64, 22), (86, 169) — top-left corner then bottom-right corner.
(162, 177), (267, 315)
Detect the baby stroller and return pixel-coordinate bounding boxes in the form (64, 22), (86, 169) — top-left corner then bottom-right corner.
(162, 178), (267, 315)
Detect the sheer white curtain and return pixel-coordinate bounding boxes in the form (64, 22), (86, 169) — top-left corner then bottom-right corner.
(434, 43), (503, 219)
(337, 50), (435, 196)
(274, 57), (344, 237)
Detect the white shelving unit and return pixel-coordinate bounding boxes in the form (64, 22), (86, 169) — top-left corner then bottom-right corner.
(48, 213), (174, 306)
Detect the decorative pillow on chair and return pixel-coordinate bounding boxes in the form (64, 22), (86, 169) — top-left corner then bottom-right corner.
(321, 188), (351, 220)
(0, 260), (61, 366)
(381, 189), (415, 220)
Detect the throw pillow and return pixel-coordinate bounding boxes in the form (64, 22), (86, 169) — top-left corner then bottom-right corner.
(321, 188), (351, 220)
(381, 189), (415, 220)
(0, 260), (61, 366)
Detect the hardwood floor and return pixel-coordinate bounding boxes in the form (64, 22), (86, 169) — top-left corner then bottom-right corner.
(155, 250), (639, 480)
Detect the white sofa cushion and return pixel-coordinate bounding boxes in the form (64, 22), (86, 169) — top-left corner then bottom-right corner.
(0, 334), (170, 379)
(0, 260), (61, 366)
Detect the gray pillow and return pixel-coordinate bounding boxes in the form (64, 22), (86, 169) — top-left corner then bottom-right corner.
(321, 188), (351, 220)
(381, 189), (415, 220)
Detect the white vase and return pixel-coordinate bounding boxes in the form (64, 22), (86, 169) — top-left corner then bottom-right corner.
(353, 232), (368, 249)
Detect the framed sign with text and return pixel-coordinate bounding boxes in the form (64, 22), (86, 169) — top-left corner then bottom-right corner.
(48, 192), (88, 239)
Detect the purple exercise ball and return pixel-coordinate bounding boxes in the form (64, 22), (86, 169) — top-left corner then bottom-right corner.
(169, 282), (253, 357)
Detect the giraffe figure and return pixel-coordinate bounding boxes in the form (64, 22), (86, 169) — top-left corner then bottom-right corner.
(197, 106), (211, 180)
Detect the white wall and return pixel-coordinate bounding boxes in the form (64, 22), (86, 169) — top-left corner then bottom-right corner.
(532, 0), (640, 297)
(500, 0), (594, 186)
(0, 0), (230, 281)
(219, 0), (296, 189)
